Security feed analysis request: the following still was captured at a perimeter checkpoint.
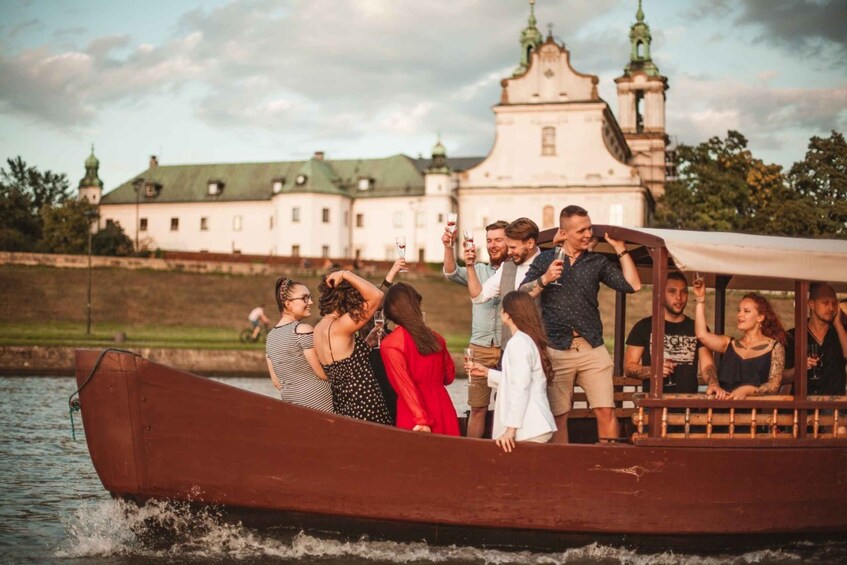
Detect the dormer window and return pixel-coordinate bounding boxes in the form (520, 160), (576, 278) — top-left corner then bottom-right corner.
(272, 177), (286, 194)
(295, 174), (308, 186)
(357, 177), (374, 191)
(207, 180), (224, 196)
(145, 182), (159, 197)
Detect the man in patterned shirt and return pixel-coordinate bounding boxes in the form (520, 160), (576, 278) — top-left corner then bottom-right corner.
(521, 206), (641, 443)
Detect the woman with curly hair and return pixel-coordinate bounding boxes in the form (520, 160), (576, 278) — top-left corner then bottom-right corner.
(265, 276), (334, 412)
(314, 268), (392, 424)
(693, 280), (786, 400)
(467, 291), (557, 452)
(380, 282), (459, 435)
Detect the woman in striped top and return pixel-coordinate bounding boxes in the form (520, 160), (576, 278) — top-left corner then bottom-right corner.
(265, 276), (334, 413)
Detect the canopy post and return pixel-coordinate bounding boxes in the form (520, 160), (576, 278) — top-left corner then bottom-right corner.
(613, 290), (626, 377)
(795, 280), (809, 438)
(648, 246), (668, 438)
(713, 275), (732, 366)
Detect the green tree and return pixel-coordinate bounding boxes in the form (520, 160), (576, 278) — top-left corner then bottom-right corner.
(0, 157), (72, 250)
(39, 199), (96, 254)
(788, 130), (847, 238)
(92, 221), (134, 256)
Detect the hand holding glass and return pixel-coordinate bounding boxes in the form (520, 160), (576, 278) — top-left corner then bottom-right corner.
(664, 358), (676, 387)
(373, 310), (385, 348)
(446, 213), (457, 235)
(395, 237), (408, 272)
(462, 229), (474, 250)
(809, 342), (821, 381)
(548, 247), (566, 286)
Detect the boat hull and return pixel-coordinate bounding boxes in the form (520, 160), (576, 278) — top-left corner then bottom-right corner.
(75, 350), (847, 549)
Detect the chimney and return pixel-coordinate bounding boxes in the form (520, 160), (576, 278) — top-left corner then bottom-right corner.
(313, 151), (325, 161)
(150, 155), (158, 168)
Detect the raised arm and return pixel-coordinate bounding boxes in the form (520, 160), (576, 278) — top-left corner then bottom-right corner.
(604, 233), (641, 292)
(381, 257), (406, 290)
(325, 269), (384, 333)
(693, 278), (730, 354)
(441, 228), (459, 277)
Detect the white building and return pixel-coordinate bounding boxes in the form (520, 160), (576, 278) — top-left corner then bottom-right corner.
(83, 1), (669, 263)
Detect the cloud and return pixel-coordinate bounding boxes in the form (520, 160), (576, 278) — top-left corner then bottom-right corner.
(735, 0), (847, 56)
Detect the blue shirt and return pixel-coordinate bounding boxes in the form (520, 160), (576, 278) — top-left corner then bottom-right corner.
(444, 263), (502, 347)
(520, 249), (635, 350)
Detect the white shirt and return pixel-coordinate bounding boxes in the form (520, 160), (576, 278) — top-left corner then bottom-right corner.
(487, 330), (556, 441)
(471, 248), (541, 305)
(248, 307), (265, 322)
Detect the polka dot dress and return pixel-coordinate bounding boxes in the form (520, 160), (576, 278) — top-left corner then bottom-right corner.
(322, 335), (392, 425)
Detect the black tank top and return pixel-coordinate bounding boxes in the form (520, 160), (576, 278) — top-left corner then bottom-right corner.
(718, 341), (773, 392)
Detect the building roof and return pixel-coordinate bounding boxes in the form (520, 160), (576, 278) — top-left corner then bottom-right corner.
(410, 156), (485, 175)
(100, 153), (441, 204)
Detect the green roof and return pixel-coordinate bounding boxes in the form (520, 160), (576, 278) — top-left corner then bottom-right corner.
(100, 154), (433, 204)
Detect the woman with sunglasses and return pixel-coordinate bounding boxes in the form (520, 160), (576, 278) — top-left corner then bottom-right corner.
(265, 276), (334, 413)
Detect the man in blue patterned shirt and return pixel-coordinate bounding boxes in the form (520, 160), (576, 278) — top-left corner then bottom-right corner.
(443, 220), (509, 438)
(521, 206), (641, 444)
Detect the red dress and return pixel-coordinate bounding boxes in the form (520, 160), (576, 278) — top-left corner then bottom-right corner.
(379, 326), (459, 436)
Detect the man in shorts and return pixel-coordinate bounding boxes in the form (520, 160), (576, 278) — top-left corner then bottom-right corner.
(443, 220), (509, 438)
(521, 205), (641, 443)
(248, 305), (271, 340)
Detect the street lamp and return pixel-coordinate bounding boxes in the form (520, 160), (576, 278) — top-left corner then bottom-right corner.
(132, 177), (144, 252)
(84, 209), (100, 335)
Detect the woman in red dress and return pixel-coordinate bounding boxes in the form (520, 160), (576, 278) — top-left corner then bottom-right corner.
(380, 282), (459, 435)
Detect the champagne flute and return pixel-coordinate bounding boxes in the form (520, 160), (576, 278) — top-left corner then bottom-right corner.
(809, 342), (821, 381)
(694, 272), (704, 286)
(462, 229), (474, 251)
(373, 310), (385, 349)
(464, 347), (476, 386)
(664, 357), (677, 387)
(396, 236), (408, 272)
(548, 246), (566, 286)
(446, 213), (457, 235)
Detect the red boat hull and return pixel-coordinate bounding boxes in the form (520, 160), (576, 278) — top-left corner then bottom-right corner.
(74, 349), (847, 549)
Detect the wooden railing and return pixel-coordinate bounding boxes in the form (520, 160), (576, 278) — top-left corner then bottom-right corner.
(630, 394), (847, 447)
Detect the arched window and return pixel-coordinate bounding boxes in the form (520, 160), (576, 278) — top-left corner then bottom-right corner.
(636, 41), (643, 59)
(541, 126), (556, 156)
(542, 205), (555, 229)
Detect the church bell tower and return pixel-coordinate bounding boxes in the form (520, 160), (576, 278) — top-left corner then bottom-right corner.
(614, 0), (669, 199)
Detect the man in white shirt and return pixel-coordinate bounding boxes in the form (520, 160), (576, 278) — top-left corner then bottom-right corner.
(466, 218), (541, 349)
(248, 305), (271, 340)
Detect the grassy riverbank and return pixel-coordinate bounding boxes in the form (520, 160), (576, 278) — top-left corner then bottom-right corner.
(1, 264), (798, 351)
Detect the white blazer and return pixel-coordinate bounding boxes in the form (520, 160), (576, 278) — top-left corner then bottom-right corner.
(487, 331), (556, 441)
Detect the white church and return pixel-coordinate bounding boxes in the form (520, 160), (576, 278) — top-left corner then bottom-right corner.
(80, 1), (670, 263)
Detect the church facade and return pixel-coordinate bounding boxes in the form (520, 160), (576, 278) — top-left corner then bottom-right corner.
(82, 1), (669, 263)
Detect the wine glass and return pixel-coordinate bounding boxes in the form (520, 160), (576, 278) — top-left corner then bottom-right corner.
(464, 347), (476, 387)
(446, 213), (457, 235)
(548, 246), (566, 286)
(809, 342), (821, 381)
(462, 229), (474, 251)
(693, 272), (705, 286)
(395, 236), (408, 272)
(664, 357), (677, 388)
(373, 310), (385, 349)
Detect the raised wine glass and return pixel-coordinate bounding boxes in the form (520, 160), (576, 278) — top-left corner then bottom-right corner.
(396, 236), (408, 272)
(446, 213), (457, 235)
(462, 229), (474, 251)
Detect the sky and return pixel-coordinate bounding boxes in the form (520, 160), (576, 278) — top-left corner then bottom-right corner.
(1, 0), (845, 194)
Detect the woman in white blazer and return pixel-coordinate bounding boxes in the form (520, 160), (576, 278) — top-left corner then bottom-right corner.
(468, 291), (556, 452)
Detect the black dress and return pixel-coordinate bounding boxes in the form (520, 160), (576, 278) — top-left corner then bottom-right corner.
(718, 342), (773, 392)
(322, 334), (392, 425)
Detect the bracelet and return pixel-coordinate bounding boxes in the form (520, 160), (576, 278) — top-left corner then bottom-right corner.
(382, 278), (393, 288)
(695, 297), (706, 304)
(617, 249), (629, 258)
(537, 278), (547, 289)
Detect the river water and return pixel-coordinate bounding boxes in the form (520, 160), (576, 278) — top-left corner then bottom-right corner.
(1, 375), (845, 564)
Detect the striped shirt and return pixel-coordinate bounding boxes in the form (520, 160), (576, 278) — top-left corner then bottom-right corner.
(266, 322), (334, 412)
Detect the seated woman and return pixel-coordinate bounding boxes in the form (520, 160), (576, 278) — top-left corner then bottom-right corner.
(380, 282), (459, 435)
(468, 291), (556, 452)
(265, 276), (334, 413)
(314, 268), (392, 425)
(693, 279), (786, 400)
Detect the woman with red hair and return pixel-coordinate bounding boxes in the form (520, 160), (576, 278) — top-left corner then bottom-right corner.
(693, 281), (786, 400)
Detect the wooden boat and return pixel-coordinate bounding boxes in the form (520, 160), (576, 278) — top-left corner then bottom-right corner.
(73, 226), (847, 551)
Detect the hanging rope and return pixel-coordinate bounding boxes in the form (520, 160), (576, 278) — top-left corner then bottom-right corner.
(68, 348), (140, 441)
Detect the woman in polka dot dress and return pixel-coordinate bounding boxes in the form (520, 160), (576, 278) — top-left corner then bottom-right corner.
(314, 268), (392, 425)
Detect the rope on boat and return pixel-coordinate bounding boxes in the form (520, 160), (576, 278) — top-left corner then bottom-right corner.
(68, 348), (140, 441)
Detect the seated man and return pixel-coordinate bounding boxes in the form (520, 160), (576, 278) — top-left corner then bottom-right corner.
(624, 272), (717, 394)
(248, 305), (271, 340)
(784, 283), (847, 396)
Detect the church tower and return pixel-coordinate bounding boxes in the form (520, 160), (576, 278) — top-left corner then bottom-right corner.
(78, 144), (104, 205)
(513, 0), (544, 77)
(614, 0), (669, 199)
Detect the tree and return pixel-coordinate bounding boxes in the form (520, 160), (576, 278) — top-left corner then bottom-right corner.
(0, 157), (72, 250)
(788, 131), (847, 238)
(92, 221), (134, 256)
(39, 199), (96, 254)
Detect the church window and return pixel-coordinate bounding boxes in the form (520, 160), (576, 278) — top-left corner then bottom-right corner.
(542, 126), (556, 156)
(437, 213), (444, 223)
(636, 41), (643, 59)
(292, 245), (300, 257)
(170, 217), (179, 231)
(200, 217), (208, 231)
(635, 92), (644, 133)
(140, 218), (148, 232)
(356, 213), (364, 228)
(292, 207), (300, 223)
(233, 215), (242, 231)
(542, 205), (555, 229)
(321, 245), (330, 258)
(322, 208), (330, 223)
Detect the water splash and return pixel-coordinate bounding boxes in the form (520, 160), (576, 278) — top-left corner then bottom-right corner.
(56, 498), (811, 563)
